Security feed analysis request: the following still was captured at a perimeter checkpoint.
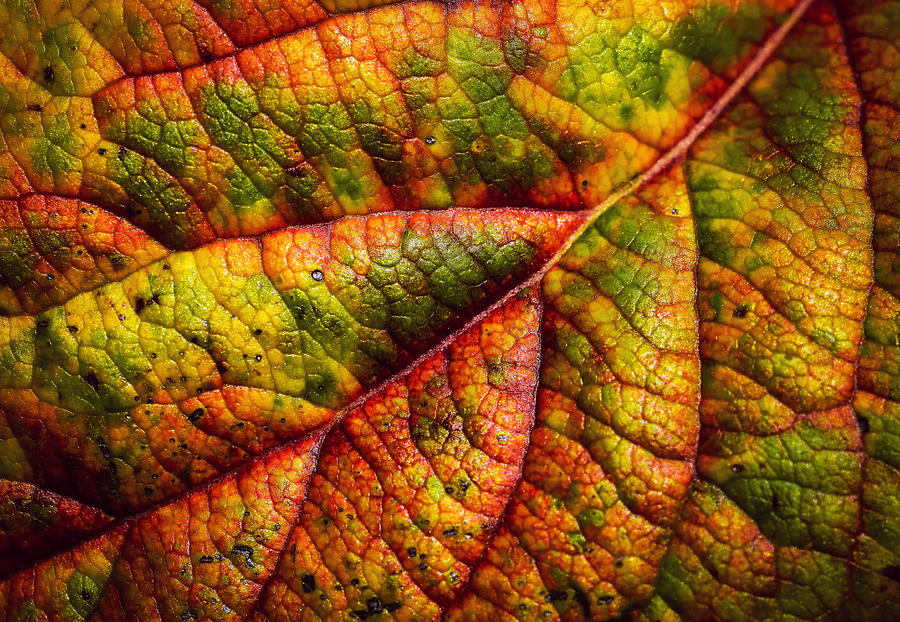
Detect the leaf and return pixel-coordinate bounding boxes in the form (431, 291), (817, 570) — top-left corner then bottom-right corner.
(0, 0), (897, 620)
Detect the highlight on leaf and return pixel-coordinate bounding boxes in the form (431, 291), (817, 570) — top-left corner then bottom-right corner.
(0, 0), (898, 620)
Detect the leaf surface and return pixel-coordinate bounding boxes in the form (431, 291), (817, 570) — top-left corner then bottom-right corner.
(0, 0), (898, 620)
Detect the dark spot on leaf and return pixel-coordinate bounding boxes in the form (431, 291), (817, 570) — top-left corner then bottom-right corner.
(96, 436), (111, 459)
(731, 463), (745, 473)
(424, 136), (436, 145)
(350, 578), (360, 586)
(597, 595), (614, 605)
(857, 415), (870, 434)
(406, 547), (417, 557)
(367, 597), (383, 614)
(547, 590), (567, 602)
(198, 555), (214, 564)
(43, 65), (55, 83)
(67, 325), (78, 333)
(134, 297), (145, 313)
(230, 544), (254, 569)
(254, 328), (262, 335)
(442, 527), (458, 537)
(27, 103), (41, 111)
(302, 573), (316, 593)
(85, 372), (100, 390)
(733, 305), (749, 319)
(311, 269), (324, 281)
(98, 148), (107, 156)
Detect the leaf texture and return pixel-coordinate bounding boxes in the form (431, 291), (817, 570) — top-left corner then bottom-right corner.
(0, 0), (898, 620)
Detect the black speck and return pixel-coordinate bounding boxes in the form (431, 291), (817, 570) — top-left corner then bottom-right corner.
(857, 415), (870, 434)
(547, 590), (567, 602)
(424, 135), (436, 145)
(614, 558), (624, 568)
(80, 123), (86, 129)
(43, 65), (55, 83)
(134, 297), (146, 313)
(444, 486), (454, 494)
(442, 527), (458, 537)
(366, 597), (383, 614)
(26, 103), (41, 112)
(581, 179), (589, 187)
(85, 371), (100, 390)
(733, 305), (749, 319)
(731, 463), (745, 473)
(67, 325), (78, 333)
(597, 595), (614, 605)
(189, 408), (204, 422)
(98, 148), (107, 156)
(406, 547), (417, 557)
(37, 319), (50, 329)
(301, 573), (316, 593)
(418, 563), (428, 571)
(254, 328), (262, 335)
(350, 578), (360, 586)
(385, 602), (401, 613)
(96, 436), (111, 459)
(231, 544), (254, 569)
(311, 269), (324, 281)
(198, 555), (214, 564)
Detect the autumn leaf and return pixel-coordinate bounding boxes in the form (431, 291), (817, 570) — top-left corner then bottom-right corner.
(0, 0), (898, 619)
